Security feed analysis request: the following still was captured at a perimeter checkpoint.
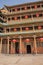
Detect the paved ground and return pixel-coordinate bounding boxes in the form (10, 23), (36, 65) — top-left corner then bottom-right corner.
(0, 54), (43, 65)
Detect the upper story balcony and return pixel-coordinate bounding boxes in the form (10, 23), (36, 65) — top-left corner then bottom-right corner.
(0, 29), (43, 36)
(8, 7), (43, 15)
(7, 17), (43, 25)
(6, 12), (43, 25)
(0, 23), (43, 36)
(4, 4), (43, 15)
(0, 16), (43, 27)
(3, 25), (43, 33)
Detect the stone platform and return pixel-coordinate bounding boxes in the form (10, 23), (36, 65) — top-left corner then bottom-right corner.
(0, 54), (43, 65)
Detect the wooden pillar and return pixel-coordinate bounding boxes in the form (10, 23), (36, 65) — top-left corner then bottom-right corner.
(20, 27), (22, 32)
(11, 42), (13, 54)
(34, 35), (37, 54)
(7, 18), (8, 23)
(0, 38), (2, 53)
(7, 37), (9, 54)
(13, 42), (15, 54)
(33, 25), (34, 31)
(4, 27), (6, 33)
(11, 42), (15, 54)
(19, 36), (22, 54)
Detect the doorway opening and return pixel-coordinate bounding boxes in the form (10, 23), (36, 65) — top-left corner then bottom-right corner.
(15, 42), (19, 54)
(27, 45), (31, 54)
(9, 41), (11, 54)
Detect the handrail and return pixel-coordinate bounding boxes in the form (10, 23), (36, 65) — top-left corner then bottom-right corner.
(0, 29), (43, 36)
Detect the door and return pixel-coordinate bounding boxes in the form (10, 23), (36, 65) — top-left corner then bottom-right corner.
(9, 41), (11, 54)
(27, 45), (31, 54)
(15, 42), (19, 54)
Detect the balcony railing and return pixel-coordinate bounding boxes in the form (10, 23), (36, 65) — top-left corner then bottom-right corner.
(4, 8), (43, 15)
(0, 17), (43, 27)
(7, 17), (43, 24)
(0, 17), (6, 22)
(0, 29), (43, 36)
(0, 17), (43, 29)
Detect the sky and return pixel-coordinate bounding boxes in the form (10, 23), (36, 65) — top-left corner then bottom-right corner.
(0, 0), (41, 8)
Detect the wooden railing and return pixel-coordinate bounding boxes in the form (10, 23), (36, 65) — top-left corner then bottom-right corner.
(0, 29), (43, 36)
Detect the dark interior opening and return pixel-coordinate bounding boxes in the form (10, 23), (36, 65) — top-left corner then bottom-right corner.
(9, 41), (11, 54)
(15, 42), (19, 54)
(27, 45), (31, 54)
